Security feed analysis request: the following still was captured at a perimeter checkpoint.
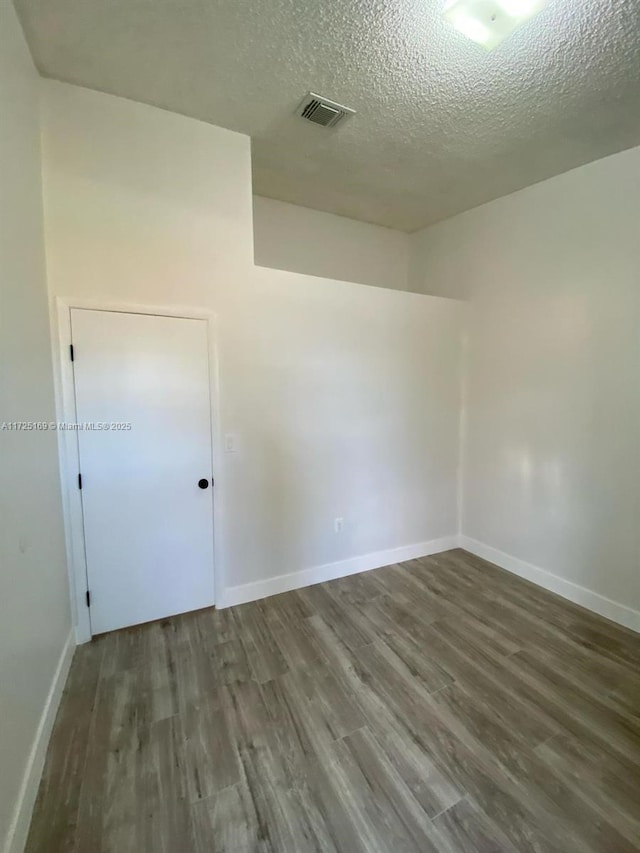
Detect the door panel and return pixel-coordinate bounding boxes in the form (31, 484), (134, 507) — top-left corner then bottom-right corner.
(71, 309), (214, 634)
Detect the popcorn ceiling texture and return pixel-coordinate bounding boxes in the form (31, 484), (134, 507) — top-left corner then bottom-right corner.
(14, 0), (640, 231)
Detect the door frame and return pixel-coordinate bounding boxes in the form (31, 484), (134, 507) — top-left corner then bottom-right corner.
(52, 297), (223, 643)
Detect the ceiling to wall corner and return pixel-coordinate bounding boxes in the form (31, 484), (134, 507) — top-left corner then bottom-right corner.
(14, 0), (640, 231)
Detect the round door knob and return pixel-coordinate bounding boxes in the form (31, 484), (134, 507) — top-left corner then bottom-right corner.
(198, 478), (209, 489)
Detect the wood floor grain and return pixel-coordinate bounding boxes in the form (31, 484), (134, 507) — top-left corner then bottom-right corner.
(25, 549), (640, 853)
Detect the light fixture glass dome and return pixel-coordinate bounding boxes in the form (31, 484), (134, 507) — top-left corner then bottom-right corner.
(443, 0), (550, 50)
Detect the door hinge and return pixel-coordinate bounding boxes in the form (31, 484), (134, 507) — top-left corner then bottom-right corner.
(78, 473), (82, 489)
(70, 344), (75, 361)
(86, 590), (91, 608)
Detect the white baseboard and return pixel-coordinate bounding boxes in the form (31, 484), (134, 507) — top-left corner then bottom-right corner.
(3, 631), (75, 853)
(459, 535), (640, 634)
(218, 535), (459, 608)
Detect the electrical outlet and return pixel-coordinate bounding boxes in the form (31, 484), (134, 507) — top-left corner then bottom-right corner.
(334, 517), (344, 533)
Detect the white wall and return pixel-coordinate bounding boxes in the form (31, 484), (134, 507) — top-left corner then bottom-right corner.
(413, 147), (640, 625)
(409, 220), (473, 300)
(41, 81), (465, 606)
(0, 4), (72, 851)
(253, 196), (411, 291)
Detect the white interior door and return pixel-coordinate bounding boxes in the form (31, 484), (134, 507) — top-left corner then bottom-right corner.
(70, 308), (215, 634)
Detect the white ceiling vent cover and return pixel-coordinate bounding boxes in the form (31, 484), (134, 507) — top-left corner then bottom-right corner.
(296, 92), (355, 128)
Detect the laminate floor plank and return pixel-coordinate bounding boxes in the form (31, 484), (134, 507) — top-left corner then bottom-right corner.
(354, 600), (454, 693)
(523, 642), (640, 720)
(303, 612), (465, 818)
(139, 620), (181, 722)
(348, 646), (588, 853)
(290, 751), (373, 853)
(416, 622), (559, 746)
(225, 683), (347, 853)
(437, 550), (640, 674)
(430, 686), (640, 853)
(213, 637), (254, 686)
(27, 549), (640, 853)
(535, 735), (640, 847)
(258, 673), (340, 772)
(24, 639), (104, 853)
(191, 783), (267, 853)
(134, 715), (196, 853)
(441, 586), (640, 715)
(437, 568), (640, 712)
(457, 550), (640, 654)
(206, 605), (241, 646)
(233, 602), (290, 684)
(170, 616), (222, 715)
(324, 570), (388, 607)
(486, 587), (640, 680)
(435, 616), (640, 769)
(394, 585), (523, 658)
(270, 615), (327, 671)
(509, 646), (640, 755)
(432, 797), (520, 853)
(72, 670), (186, 852)
(333, 727), (443, 853)
(370, 563), (448, 623)
(399, 559), (526, 655)
(297, 584), (375, 651)
(514, 645), (640, 733)
(308, 616), (573, 853)
(277, 589), (317, 622)
(182, 706), (241, 802)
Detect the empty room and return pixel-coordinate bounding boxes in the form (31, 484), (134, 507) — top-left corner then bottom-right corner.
(1, 0), (639, 850)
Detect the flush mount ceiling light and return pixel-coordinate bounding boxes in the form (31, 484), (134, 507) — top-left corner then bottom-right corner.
(443, 0), (549, 50)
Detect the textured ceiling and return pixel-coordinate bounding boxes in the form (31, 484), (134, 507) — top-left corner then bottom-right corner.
(14, 0), (640, 231)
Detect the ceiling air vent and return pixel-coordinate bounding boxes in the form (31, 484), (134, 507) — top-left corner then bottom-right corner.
(295, 92), (355, 129)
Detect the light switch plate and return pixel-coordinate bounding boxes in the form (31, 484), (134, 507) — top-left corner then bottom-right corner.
(224, 433), (238, 453)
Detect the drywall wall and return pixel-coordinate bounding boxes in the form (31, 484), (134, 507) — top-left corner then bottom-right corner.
(41, 81), (465, 608)
(0, 4), (72, 851)
(408, 221), (473, 300)
(219, 266), (463, 602)
(414, 146), (640, 625)
(253, 196), (411, 291)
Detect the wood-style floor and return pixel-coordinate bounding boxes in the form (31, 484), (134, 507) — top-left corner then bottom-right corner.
(26, 549), (640, 853)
